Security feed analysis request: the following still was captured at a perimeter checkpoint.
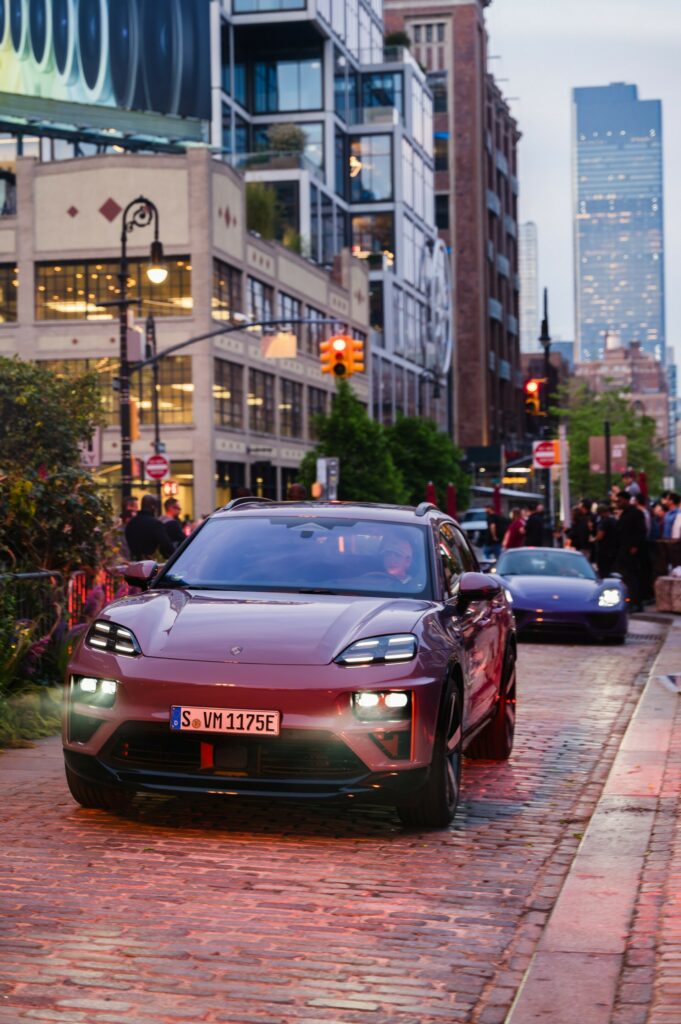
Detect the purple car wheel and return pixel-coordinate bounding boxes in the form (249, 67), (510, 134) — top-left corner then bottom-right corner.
(65, 764), (133, 813)
(397, 684), (462, 829)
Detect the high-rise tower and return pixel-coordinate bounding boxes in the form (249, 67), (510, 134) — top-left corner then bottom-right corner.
(573, 83), (665, 363)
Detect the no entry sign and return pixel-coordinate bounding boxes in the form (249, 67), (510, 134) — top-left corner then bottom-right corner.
(532, 440), (559, 469)
(145, 454), (170, 480)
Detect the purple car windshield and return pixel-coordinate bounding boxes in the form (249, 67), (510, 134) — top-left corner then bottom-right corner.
(158, 516), (432, 597)
(497, 550), (596, 581)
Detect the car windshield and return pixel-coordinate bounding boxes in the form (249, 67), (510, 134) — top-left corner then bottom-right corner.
(156, 516), (432, 597)
(496, 549), (596, 581)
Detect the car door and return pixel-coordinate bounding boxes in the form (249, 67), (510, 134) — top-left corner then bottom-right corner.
(437, 522), (497, 731)
(451, 523), (506, 720)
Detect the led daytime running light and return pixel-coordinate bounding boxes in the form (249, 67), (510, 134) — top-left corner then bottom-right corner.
(336, 634), (417, 666)
(86, 620), (141, 656)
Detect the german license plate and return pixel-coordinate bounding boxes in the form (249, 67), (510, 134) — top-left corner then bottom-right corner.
(170, 706), (280, 736)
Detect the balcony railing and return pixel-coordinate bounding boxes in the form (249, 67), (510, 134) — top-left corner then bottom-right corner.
(349, 106), (401, 127)
(227, 150), (323, 182)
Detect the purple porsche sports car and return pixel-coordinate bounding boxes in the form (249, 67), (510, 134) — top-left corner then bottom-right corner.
(494, 547), (628, 643)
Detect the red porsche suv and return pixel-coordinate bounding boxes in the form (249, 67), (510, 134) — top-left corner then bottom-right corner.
(64, 498), (516, 828)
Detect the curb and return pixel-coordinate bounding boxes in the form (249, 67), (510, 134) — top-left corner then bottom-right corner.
(505, 620), (681, 1024)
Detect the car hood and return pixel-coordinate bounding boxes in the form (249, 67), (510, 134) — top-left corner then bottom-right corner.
(98, 589), (430, 665)
(501, 575), (600, 606)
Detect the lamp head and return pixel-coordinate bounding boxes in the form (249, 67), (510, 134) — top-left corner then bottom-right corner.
(147, 240), (168, 285)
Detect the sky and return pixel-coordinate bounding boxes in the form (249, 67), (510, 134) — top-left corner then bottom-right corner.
(485, 0), (681, 357)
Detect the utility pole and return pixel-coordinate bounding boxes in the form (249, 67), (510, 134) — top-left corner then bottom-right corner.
(538, 288), (554, 540)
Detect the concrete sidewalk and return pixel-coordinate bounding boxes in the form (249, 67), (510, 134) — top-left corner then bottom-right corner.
(507, 618), (681, 1024)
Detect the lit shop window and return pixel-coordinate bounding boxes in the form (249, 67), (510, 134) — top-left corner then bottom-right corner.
(35, 258), (193, 320)
(0, 263), (18, 322)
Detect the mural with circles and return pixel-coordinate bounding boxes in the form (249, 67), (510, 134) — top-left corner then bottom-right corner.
(0, 0), (211, 121)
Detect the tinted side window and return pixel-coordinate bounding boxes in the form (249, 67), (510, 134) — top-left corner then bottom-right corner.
(438, 524), (464, 596)
(451, 525), (477, 572)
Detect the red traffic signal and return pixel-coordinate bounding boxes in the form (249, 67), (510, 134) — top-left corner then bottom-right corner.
(524, 378), (543, 415)
(319, 334), (359, 377)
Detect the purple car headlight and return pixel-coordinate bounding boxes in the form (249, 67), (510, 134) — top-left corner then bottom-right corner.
(598, 588), (623, 608)
(335, 634), (417, 666)
(85, 619), (141, 656)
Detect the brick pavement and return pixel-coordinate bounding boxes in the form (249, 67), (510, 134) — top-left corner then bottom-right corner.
(0, 624), (666, 1024)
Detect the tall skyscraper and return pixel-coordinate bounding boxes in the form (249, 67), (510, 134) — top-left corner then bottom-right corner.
(573, 83), (665, 363)
(519, 221), (539, 352)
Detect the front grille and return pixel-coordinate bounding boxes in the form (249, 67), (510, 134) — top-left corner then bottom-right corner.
(106, 724), (366, 779)
(586, 612), (621, 630)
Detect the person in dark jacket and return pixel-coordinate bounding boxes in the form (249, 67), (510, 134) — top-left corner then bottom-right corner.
(524, 504), (545, 546)
(160, 497), (185, 550)
(125, 494), (174, 561)
(614, 490), (647, 612)
(594, 503), (618, 578)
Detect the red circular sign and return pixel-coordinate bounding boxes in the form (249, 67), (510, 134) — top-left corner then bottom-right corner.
(145, 454), (170, 480)
(533, 441), (556, 468)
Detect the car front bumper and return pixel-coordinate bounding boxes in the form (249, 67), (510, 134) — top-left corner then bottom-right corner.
(512, 606), (628, 640)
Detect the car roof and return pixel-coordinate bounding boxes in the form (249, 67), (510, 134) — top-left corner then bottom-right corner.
(210, 500), (446, 526)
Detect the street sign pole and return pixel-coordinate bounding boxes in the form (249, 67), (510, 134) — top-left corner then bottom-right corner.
(559, 422), (571, 528)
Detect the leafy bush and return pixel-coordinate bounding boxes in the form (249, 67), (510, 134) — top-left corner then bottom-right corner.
(266, 123), (306, 153)
(246, 182), (277, 240)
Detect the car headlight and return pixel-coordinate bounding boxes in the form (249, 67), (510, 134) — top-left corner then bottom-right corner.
(352, 690), (412, 722)
(71, 675), (118, 708)
(598, 588), (622, 608)
(504, 588), (513, 604)
(335, 634), (417, 666)
(85, 619), (141, 656)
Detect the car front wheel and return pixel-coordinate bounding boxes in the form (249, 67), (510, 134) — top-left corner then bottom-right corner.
(65, 765), (134, 813)
(396, 684), (462, 829)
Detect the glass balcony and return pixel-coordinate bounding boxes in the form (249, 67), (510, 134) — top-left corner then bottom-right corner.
(227, 150), (324, 182)
(349, 106), (400, 127)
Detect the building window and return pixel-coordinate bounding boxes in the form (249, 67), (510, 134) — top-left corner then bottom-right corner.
(435, 194), (449, 230)
(361, 72), (404, 119)
(429, 74), (447, 113)
(308, 386), (328, 439)
(214, 358), (244, 430)
(212, 258), (242, 321)
(414, 26), (421, 43)
(437, 23), (445, 42)
(35, 257), (192, 320)
(0, 264), (18, 322)
(425, 24), (433, 42)
(351, 213), (394, 265)
(215, 461), (247, 507)
(248, 368), (275, 433)
(253, 121), (324, 172)
(234, 0), (305, 10)
(434, 134), (448, 172)
(279, 378), (303, 438)
(278, 292), (302, 344)
(247, 276), (274, 324)
(349, 135), (393, 202)
(306, 305), (326, 357)
(137, 356), (193, 425)
(253, 55), (322, 113)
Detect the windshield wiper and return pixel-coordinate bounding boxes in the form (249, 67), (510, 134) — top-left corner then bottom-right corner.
(296, 588), (336, 594)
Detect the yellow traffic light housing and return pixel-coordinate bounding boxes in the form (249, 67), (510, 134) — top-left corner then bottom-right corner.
(349, 337), (365, 374)
(320, 334), (356, 377)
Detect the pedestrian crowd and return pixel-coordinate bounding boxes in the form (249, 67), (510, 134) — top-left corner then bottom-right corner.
(481, 469), (680, 614)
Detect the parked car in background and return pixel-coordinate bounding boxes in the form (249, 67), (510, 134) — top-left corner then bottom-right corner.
(494, 547), (628, 644)
(64, 499), (517, 829)
(458, 508), (488, 548)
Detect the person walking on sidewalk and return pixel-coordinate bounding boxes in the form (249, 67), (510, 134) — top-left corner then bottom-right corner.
(160, 497), (185, 551)
(502, 507), (525, 550)
(594, 502), (618, 578)
(614, 489), (647, 612)
(125, 494), (174, 562)
(524, 504), (545, 546)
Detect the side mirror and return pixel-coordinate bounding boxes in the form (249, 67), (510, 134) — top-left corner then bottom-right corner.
(442, 572), (502, 616)
(123, 560), (159, 590)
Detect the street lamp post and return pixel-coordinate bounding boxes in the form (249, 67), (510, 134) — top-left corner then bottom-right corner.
(145, 313), (163, 507)
(118, 196), (167, 503)
(538, 287), (554, 538)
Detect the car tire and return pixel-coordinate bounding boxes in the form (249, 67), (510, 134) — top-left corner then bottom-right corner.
(65, 765), (133, 813)
(466, 646), (516, 761)
(396, 683), (462, 829)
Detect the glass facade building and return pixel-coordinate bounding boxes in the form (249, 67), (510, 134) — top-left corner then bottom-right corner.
(573, 83), (665, 363)
(218, 0), (450, 428)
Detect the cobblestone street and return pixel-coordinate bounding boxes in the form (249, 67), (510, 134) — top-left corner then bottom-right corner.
(0, 622), (667, 1024)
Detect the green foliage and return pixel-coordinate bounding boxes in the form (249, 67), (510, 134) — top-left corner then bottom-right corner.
(386, 416), (470, 509)
(384, 30), (412, 49)
(246, 181), (277, 240)
(0, 357), (112, 576)
(298, 381), (408, 503)
(266, 122), (306, 153)
(0, 687), (62, 748)
(552, 380), (665, 499)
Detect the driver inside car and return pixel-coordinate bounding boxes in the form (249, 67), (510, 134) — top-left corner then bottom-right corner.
(381, 537), (414, 583)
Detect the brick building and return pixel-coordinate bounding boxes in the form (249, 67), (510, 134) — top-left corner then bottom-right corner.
(384, 0), (523, 449)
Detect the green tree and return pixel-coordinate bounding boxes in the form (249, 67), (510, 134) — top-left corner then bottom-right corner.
(386, 415), (471, 509)
(552, 380), (665, 499)
(298, 381), (407, 503)
(245, 181), (277, 240)
(0, 357), (112, 574)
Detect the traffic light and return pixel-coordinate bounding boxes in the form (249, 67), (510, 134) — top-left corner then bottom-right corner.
(319, 334), (356, 377)
(349, 337), (365, 374)
(524, 378), (542, 417)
